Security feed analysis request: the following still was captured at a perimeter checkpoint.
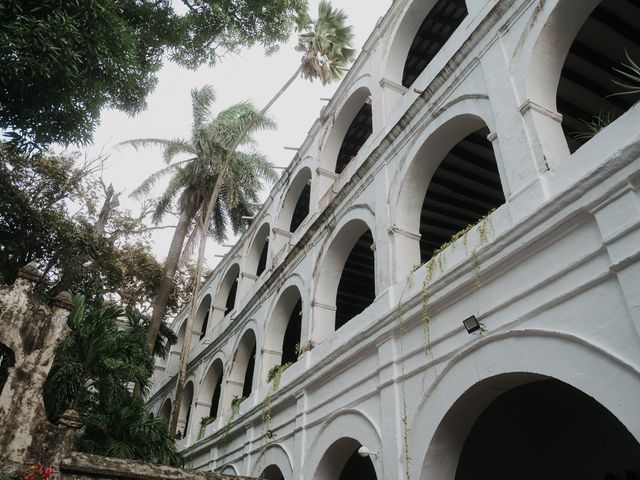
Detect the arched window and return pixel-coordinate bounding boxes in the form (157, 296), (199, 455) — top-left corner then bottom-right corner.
(290, 184), (310, 233)
(557, 0), (640, 152)
(159, 398), (172, 420)
(419, 126), (504, 262)
(335, 229), (375, 330)
(402, 0), (468, 88)
(279, 168), (312, 234)
(247, 223), (271, 278)
(177, 381), (194, 439)
(195, 295), (212, 341)
(226, 329), (258, 406)
(0, 342), (15, 396)
(198, 359), (224, 427)
(282, 299), (302, 365)
(335, 102), (373, 174)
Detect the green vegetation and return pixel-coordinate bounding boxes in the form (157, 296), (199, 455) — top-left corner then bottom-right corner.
(0, 0), (308, 150)
(44, 295), (182, 465)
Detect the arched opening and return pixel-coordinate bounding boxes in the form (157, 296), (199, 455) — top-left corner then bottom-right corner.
(247, 223), (271, 278)
(335, 102), (373, 174)
(263, 285), (303, 382)
(290, 184), (310, 233)
(177, 381), (194, 439)
(313, 437), (378, 480)
(557, 0), (640, 153)
(225, 279), (238, 315)
(419, 126), (505, 262)
(335, 229), (375, 330)
(261, 465), (285, 480)
(402, 0), (468, 88)
(320, 87), (373, 176)
(226, 329), (258, 407)
(0, 342), (15, 396)
(199, 359), (224, 425)
(279, 167), (312, 235)
(455, 378), (640, 479)
(282, 299), (302, 365)
(159, 399), (172, 420)
(194, 295), (212, 341)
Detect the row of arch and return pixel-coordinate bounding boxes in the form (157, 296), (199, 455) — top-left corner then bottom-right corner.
(161, 0), (640, 427)
(173, 0), (640, 351)
(211, 332), (640, 479)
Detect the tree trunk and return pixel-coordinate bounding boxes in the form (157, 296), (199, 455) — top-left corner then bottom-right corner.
(169, 63), (304, 436)
(145, 207), (192, 355)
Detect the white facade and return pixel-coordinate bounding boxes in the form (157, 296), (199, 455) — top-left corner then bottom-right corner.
(148, 0), (640, 478)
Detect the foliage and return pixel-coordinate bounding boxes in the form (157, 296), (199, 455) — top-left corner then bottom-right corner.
(570, 112), (614, 143)
(296, 0), (355, 85)
(0, 0), (308, 150)
(44, 295), (182, 466)
(612, 51), (640, 99)
(0, 144), (191, 314)
(198, 415), (216, 440)
(4, 465), (54, 480)
(266, 362), (292, 389)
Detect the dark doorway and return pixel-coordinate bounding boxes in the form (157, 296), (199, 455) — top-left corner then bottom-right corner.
(335, 103), (373, 174)
(335, 229), (375, 330)
(261, 465), (285, 480)
(199, 312), (209, 340)
(242, 345), (256, 398)
(456, 379), (640, 480)
(282, 299), (302, 364)
(257, 240), (269, 276)
(559, 0), (640, 152)
(339, 448), (377, 480)
(402, 0), (468, 87)
(209, 374), (222, 419)
(225, 278), (238, 316)
(419, 127), (504, 263)
(0, 342), (15, 396)
(290, 183), (310, 233)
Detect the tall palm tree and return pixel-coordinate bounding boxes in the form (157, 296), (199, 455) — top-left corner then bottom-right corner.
(172, 1), (354, 435)
(120, 86), (277, 358)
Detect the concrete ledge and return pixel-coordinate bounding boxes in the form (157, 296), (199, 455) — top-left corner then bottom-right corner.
(60, 453), (254, 480)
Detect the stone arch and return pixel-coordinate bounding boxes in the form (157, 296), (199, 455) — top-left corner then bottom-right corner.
(224, 328), (258, 411)
(408, 330), (640, 480)
(253, 443), (293, 480)
(194, 294), (212, 342)
(278, 166), (312, 235)
(319, 86), (373, 175)
(313, 209), (377, 344)
(383, 0), (468, 88)
(245, 222), (271, 280)
(219, 465), (239, 476)
(262, 284), (304, 383)
(212, 263), (240, 326)
(304, 409), (382, 480)
(391, 110), (505, 278)
(177, 380), (195, 439)
(194, 357), (224, 433)
(0, 342), (15, 396)
(524, 0), (640, 163)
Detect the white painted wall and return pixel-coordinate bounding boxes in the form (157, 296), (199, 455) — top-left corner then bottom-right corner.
(148, 0), (640, 478)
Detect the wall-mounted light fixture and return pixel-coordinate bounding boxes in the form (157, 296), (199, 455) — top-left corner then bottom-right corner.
(357, 446), (379, 458)
(463, 315), (481, 334)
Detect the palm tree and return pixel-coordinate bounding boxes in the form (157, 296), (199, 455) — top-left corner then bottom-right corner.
(120, 86), (277, 358)
(172, 1), (353, 435)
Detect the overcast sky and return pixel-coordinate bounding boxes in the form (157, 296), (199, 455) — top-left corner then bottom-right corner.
(85, 1), (392, 269)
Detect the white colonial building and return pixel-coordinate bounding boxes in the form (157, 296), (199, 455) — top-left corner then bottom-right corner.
(147, 0), (640, 478)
